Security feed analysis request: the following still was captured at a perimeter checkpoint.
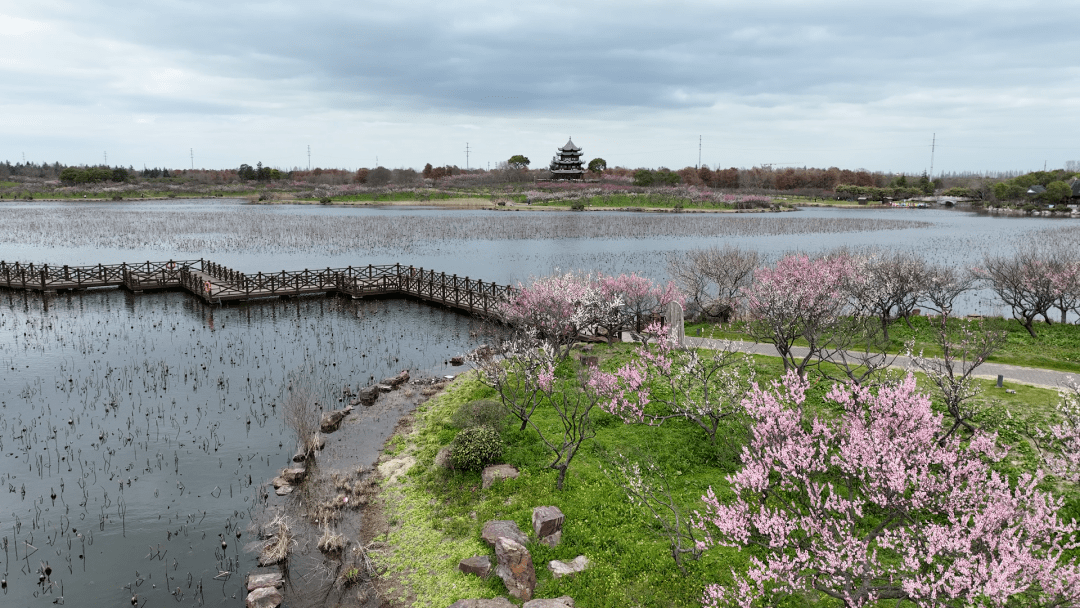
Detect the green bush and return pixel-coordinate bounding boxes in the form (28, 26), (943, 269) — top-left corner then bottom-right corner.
(450, 399), (506, 431)
(450, 426), (504, 471)
(319, 196), (332, 204)
(570, 201), (585, 211)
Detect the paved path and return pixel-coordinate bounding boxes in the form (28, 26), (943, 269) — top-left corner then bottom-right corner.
(682, 336), (1077, 390)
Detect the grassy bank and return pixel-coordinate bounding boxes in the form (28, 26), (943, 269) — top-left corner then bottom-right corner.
(370, 341), (1072, 607)
(686, 315), (1080, 374)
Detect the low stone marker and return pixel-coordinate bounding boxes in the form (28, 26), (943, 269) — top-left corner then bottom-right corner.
(532, 506), (564, 547)
(523, 597), (575, 608)
(320, 405), (352, 433)
(447, 599), (515, 608)
(548, 555), (589, 579)
(482, 464), (519, 489)
(666, 301), (685, 346)
(458, 555), (492, 578)
(481, 520), (528, 548)
(246, 572), (283, 591)
(495, 536), (536, 601)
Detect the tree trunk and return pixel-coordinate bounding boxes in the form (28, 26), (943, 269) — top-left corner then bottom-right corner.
(555, 466), (568, 490)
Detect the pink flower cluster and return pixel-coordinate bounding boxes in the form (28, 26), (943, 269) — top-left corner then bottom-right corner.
(698, 372), (1080, 607)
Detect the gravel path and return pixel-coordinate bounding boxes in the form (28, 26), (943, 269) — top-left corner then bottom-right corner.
(682, 336), (1077, 390)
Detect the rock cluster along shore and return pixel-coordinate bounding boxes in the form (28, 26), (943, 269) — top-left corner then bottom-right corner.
(247, 370), (418, 608)
(454, 469), (588, 605)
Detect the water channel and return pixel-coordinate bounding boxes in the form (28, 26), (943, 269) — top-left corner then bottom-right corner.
(0, 199), (1073, 606)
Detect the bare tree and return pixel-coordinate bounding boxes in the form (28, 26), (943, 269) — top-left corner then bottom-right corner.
(908, 312), (1006, 443)
(846, 250), (928, 340)
(977, 249), (1056, 337)
(920, 264), (976, 316)
(666, 244), (758, 321)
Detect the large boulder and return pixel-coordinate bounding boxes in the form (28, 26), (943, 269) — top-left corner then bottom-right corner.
(245, 586), (282, 608)
(531, 506), (564, 547)
(458, 555), (491, 578)
(481, 520), (528, 548)
(494, 537), (536, 601)
(481, 464), (519, 489)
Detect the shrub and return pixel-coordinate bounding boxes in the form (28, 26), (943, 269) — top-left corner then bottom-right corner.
(450, 399), (506, 431)
(570, 201), (585, 211)
(450, 426), (504, 471)
(111, 194), (123, 201)
(319, 196), (332, 204)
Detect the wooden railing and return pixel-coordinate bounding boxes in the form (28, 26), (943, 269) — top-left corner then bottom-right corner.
(1, 259), (517, 317)
(0, 260), (201, 291)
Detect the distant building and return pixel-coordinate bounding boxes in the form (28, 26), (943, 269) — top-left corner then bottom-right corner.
(549, 138), (585, 180)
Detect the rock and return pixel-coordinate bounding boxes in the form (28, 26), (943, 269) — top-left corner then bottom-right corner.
(246, 572), (283, 591)
(271, 476), (289, 489)
(548, 555), (589, 579)
(245, 586), (282, 608)
(450, 356), (465, 366)
(532, 506), (565, 541)
(381, 370), (410, 387)
(320, 408), (349, 433)
(357, 386), (379, 406)
(274, 485), (293, 496)
(376, 384), (393, 393)
(481, 520), (528, 548)
(281, 467), (306, 484)
(458, 555), (491, 578)
(481, 464), (519, 489)
(447, 599), (515, 608)
(291, 452), (306, 463)
(434, 446), (453, 469)
(537, 529), (561, 548)
(523, 597), (575, 608)
(494, 537), (536, 601)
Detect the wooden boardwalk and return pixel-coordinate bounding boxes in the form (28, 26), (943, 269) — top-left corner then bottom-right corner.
(0, 259), (516, 316)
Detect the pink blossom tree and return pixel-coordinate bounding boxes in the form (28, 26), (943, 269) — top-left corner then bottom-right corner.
(498, 271), (594, 359)
(595, 272), (684, 338)
(697, 372), (1080, 608)
(744, 253), (862, 376)
(1038, 382), (1080, 483)
(976, 249), (1057, 337)
(589, 321), (754, 447)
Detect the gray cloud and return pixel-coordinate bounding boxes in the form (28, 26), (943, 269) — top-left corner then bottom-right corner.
(2, 1), (1079, 171)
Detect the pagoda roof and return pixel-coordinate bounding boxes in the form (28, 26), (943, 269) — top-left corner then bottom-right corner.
(560, 138), (581, 152)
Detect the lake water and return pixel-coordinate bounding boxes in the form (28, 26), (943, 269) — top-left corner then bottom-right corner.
(0, 199), (1073, 606)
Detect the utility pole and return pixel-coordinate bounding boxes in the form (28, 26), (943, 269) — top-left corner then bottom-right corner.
(307, 145), (311, 171)
(698, 135), (702, 169)
(190, 148), (194, 170)
(465, 142), (470, 171)
(929, 133), (935, 179)
(104, 151), (107, 165)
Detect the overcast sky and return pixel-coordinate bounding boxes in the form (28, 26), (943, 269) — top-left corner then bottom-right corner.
(2, 1), (1078, 174)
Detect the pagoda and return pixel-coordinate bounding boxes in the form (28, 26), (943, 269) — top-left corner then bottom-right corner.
(549, 138), (585, 180)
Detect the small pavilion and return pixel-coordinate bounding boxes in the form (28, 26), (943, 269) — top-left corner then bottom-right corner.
(549, 138), (585, 180)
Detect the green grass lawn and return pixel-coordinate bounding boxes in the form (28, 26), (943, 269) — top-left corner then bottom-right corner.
(374, 340), (1077, 607)
(686, 315), (1080, 373)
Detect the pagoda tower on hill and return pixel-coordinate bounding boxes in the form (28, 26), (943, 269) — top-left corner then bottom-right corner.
(549, 138), (585, 180)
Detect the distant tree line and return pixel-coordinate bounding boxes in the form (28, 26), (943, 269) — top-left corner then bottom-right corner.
(58, 166), (130, 184)
(237, 162), (284, 181)
(992, 169), (1077, 204)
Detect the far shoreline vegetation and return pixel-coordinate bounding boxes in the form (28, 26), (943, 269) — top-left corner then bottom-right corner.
(2, 158), (1078, 214)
